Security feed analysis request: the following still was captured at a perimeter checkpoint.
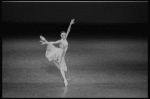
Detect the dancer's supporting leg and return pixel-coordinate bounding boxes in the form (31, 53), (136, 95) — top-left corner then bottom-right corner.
(60, 68), (68, 86)
(54, 60), (68, 86)
(60, 61), (68, 86)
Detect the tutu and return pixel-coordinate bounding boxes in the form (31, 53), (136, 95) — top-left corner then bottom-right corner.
(45, 43), (63, 62)
(45, 43), (67, 71)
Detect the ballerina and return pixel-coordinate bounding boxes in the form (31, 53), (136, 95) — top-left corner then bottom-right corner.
(40, 19), (75, 86)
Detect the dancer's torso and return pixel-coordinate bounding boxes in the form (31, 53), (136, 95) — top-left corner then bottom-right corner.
(59, 39), (68, 52)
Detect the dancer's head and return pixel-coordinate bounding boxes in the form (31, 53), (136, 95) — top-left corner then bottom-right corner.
(60, 31), (66, 39)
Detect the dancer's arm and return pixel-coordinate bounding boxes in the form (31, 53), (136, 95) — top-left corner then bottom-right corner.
(40, 35), (60, 45)
(66, 19), (75, 38)
(40, 40), (61, 45)
(50, 40), (61, 44)
(40, 40), (49, 45)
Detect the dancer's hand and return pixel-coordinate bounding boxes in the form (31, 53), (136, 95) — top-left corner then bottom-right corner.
(40, 40), (46, 45)
(71, 19), (75, 24)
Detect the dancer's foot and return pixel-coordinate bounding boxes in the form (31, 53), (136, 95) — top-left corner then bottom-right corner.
(64, 80), (68, 86)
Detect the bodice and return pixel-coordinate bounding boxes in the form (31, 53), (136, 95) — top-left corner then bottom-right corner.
(59, 39), (68, 50)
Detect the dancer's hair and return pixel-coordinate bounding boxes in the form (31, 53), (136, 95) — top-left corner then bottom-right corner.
(60, 31), (66, 37)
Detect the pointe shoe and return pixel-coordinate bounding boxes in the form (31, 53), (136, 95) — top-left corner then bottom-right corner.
(64, 80), (68, 86)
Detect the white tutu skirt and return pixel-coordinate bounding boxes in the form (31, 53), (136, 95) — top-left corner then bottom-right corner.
(45, 44), (67, 71)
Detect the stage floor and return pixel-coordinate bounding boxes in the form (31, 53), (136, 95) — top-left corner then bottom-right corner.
(2, 38), (148, 98)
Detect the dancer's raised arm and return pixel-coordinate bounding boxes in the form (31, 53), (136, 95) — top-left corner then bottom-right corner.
(66, 19), (75, 38)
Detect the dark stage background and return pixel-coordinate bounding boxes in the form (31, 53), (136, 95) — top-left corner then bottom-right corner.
(2, 21), (148, 39)
(2, 1), (148, 98)
(2, 1), (148, 39)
